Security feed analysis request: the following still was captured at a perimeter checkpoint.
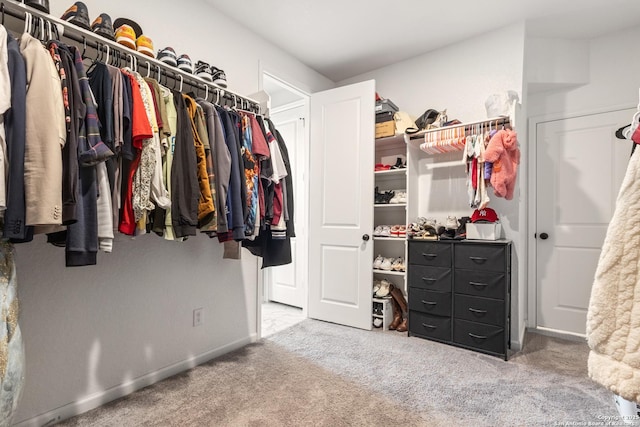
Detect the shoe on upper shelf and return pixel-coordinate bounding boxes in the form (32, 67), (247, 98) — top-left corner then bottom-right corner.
(177, 54), (194, 74)
(136, 35), (154, 58)
(445, 215), (459, 230)
(211, 66), (228, 88)
(114, 24), (136, 50)
(91, 13), (115, 40)
(157, 47), (178, 67)
(195, 60), (214, 82)
(61, 2), (91, 30)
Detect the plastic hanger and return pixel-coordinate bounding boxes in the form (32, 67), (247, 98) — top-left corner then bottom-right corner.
(1, 3), (5, 26)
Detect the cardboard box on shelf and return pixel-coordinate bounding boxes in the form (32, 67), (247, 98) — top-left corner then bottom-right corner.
(466, 223), (502, 240)
(376, 120), (395, 138)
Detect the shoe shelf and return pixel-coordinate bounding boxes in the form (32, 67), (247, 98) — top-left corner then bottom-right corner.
(375, 134), (406, 149)
(374, 169), (407, 176)
(374, 203), (407, 208)
(373, 269), (406, 276)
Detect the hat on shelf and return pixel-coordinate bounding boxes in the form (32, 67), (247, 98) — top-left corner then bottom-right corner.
(61, 2), (91, 30)
(25, 0), (50, 14)
(91, 13), (115, 40)
(113, 18), (143, 39)
(471, 207), (499, 223)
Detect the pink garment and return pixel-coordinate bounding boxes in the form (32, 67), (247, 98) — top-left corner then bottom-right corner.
(483, 129), (520, 200)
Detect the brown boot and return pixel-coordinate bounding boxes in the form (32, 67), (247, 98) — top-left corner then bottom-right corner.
(388, 289), (403, 330)
(390, 286), (409, 333)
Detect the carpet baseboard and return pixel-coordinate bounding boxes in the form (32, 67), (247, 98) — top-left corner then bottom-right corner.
(15, 333), (258, 427)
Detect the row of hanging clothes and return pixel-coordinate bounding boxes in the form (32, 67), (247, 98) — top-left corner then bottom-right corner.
(418, 118), (519, 208)
(0, 11), (295, 268)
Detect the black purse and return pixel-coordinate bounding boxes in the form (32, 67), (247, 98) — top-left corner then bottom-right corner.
(405, 109), (441, 134)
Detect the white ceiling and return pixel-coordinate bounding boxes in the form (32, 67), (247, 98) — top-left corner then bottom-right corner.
(205, 0), (640, 82)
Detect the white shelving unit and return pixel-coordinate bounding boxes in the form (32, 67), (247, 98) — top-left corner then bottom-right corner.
(372, 133), (409, 319)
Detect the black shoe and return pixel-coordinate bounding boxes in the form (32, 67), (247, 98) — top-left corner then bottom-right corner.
(195, 61), (214, 82)
(61, 2), (91, 30)
(453, 216), (471, 240)
(25, 0), (49, 13)
(211, 66), (227, 88)
(391, 157), (406, 169)
(91, 13), (115, 40)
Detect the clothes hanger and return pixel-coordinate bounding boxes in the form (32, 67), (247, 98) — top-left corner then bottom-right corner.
(177, 74), (183, 92)
(1, 3), (5, 26)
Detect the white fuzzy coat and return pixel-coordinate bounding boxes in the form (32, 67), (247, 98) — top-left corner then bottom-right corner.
(587, 147), (640, 403)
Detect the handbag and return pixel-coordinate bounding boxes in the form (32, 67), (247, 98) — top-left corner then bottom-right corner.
(405, 109), (446, 134)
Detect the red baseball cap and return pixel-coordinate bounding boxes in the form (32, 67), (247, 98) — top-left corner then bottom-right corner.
(471, 208), (499, 223)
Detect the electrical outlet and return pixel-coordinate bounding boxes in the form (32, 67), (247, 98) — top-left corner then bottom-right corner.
(193, 308), (203, 327)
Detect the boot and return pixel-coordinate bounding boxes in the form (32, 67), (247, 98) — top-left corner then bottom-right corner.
(390, 286), (408, 333)
(388, 287), (403, 330)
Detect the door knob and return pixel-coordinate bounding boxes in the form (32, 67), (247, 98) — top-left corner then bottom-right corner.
(362, 234), (370, 241)
(539, 233), (549, 240)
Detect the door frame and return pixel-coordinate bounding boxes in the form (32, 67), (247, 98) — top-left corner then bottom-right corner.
(257, 70), (311, 338)
(526, 102), (636, 335)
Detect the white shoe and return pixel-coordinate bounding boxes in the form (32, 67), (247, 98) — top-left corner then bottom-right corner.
(380, 257), (392, 271)
(373, 255), (384, 269)
(445, 216), (459, 230)
(375, 279), (391, 297)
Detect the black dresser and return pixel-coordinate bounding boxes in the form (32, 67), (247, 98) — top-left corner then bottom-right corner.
(407, 240), (511, 360)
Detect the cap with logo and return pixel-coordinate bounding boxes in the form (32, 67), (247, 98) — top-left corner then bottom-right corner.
(471, 207), (499, 223)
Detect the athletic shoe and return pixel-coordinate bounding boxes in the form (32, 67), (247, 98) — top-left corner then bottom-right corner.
(211, 66), (227, 88)
(445, 215), (459, 230)
(195, 60), (213, 82)
(91, 13), (115, 41)
(25, 0), (49, 14)
(157, 47), (177, 67)
(177, 54), (193, 74)
(136, 35), (154, 58)
(61, 2), (91, 30)
(114, 24), (136, 50)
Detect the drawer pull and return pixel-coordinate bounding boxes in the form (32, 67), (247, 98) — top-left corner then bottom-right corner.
(422, 253), (437, 258)
(468, 333), (487, 340)
(469, 256), (487, 264)
(421, 323), (437, 329)
(421, 300), (437, 306)
(468, 308), (487, 315)
(469, 281), (489, 288)
(421, 277), (437, 282)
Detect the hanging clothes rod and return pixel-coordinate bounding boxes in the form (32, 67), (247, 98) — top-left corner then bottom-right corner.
(0, 0), (261, 111)
(404, 116), (511, 143)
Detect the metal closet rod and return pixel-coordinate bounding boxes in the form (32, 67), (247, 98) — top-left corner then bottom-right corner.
(0, 0), (260, 111)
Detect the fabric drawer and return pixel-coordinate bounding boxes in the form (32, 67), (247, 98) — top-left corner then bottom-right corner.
(454, 319), (505, 355)
(409, 289), (451, 317)
(454, 294), (505, 327)
(408, 241), (451, 267)
(409, 311), (451, 342)
(454, 244), (506, 272)
(408, 266), (451, 292)
(454, 269), (506, 299)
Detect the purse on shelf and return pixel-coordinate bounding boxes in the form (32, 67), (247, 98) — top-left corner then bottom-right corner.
(405, 109), (447, 134)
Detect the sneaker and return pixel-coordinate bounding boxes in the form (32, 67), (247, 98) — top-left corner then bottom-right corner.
(114, 24), (136, 50)
(61, 2), (91, 30)
(445, 215), (459, 230)
(136, 35), (154, 58)
(113, 18), (143, 39)
(25, 0), (49, 14)
(157, 47), (177, 67)
(380, 257), (392, 271)
(211, 66), (227, 88)
(195, 60), (213, 82)
(373, 318), (383, 328)
(373, 255), (384, 270)
(91, 13), (115, 41)
(391, 257), (405, 272)
(177, 54), (193, 74)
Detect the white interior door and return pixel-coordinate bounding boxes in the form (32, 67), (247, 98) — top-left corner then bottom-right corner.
(268, 104), (306, 308)
(536, 109), (633, 335)
(308, 80), (375, 330)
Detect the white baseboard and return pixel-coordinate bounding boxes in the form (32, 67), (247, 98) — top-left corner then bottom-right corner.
(529, 326), (587, 342)
(15, 334), (258, 427)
